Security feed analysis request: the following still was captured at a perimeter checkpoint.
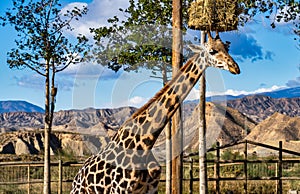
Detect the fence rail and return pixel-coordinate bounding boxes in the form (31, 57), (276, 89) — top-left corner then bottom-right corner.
(202, 140), (300, 194)
(0, 160), (81, 194)
(1, 140), (300, 193)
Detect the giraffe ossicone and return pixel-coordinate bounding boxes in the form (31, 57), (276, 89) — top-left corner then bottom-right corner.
(70, 31), (240, 194)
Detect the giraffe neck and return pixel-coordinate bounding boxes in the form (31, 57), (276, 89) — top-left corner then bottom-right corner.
(112, 53), (206, 151)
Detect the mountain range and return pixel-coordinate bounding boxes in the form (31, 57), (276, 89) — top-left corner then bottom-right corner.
(1, 98), (299, 157)
(1, 86), (299, 113)
(0, 86), (300, 157)
(0, 100), (44, 113)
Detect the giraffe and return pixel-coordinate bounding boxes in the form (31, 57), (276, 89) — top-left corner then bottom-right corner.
(70, 32), (240, 194)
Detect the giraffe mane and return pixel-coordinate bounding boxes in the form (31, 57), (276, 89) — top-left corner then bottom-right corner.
(131, 56), (197, 119)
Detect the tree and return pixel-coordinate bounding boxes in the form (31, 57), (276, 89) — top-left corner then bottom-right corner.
(90, 0), (193, 74)
(0, 0), (89, 193)
(91, 1), (194, 193)
(241, 0), (299, 45)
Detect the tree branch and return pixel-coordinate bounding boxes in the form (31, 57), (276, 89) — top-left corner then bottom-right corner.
(23, 62), (46, 76)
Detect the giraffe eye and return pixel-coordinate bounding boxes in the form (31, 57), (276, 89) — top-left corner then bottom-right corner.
(209, 49), (218, 55)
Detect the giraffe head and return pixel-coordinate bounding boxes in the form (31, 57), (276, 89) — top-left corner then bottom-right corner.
(189, 32), (240, 75)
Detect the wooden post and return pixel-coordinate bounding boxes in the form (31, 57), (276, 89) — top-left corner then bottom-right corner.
(58, 160), (62, 194)
(172, 0), (183, 193)
(27, 164), (30, 194)
(189, 159), (194, 194)
(199, 30), (208, 194)
(278, 141), (283, 194)
(214, 142), (220, 194)
(165, 123), (172, 194)
(244, 140), (248, 194)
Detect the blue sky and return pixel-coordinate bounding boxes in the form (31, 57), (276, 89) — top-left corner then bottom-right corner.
(0, 0), (299, 111)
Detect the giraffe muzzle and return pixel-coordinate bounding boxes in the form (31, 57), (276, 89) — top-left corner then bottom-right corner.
(229, 66), (240, 75)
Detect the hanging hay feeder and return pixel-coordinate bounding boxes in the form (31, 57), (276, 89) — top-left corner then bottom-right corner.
(188, 0), (242, 32)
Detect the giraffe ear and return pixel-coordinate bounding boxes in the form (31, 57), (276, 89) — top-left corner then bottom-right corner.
(188, 44), (205, 53)
(222, 41), (230, 52)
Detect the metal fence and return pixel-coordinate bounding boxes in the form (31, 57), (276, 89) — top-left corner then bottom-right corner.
(185, 140), (300, 193)
(0, 160), (81, 194)
(1, 140), (300, 194)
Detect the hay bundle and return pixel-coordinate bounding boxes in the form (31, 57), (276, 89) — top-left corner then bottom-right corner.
(188, 0), (242, 32)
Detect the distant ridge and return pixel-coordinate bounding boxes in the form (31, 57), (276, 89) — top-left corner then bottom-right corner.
(2, 87), (299, 113)
(185, 86), (300, 103)
(260, 86), (300, 98)
(0, 100), (44, 113)
(227, 95), (300, 122)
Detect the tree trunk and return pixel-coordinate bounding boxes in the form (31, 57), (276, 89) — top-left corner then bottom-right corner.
(199, 31), (208, 194)
(43, 63), (51, 194)
(172, 0), (183, 193)
(50, 64), (56, 136)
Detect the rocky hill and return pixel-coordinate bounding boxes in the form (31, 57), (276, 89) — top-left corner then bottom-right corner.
(0, 131), (109, 156)
(0, 107), (136, 133)
(0, 107), (137, 157)
(245, 112), (300, 155)
(227, 95), (300, 122)
(185, 103), (256, 149)
(138, 102), (257, 161)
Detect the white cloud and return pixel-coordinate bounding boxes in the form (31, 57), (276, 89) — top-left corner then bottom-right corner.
(128, 96), (148, 107)
(110, 96), (149, 108)
(286, 76), (300, 87)
(61, 62), (121, 80)
(14, 74), (44, 89)
(61, 2), (87, 14)
(14, 73), (76, 91)
(184, 85), (288, 102)
(206, 85), (287, 97)
(64, 0), (129, 37)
